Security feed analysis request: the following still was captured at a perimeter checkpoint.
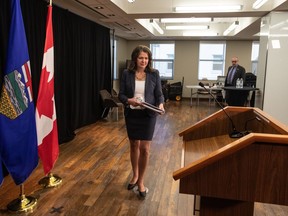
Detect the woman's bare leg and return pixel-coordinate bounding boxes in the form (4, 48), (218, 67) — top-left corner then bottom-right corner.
(129, 139), (140, 184)
(137, 140), (151, 192)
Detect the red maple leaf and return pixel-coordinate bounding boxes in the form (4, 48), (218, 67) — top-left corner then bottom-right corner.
(37, 66), (54, 119)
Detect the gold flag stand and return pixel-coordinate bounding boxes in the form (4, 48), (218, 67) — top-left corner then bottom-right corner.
(7, 184), (37, 213)
(38, 172), (62, 188)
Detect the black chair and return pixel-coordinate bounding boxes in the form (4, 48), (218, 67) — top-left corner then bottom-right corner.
(161, 80), (169, 102)
(111, 89), (122, 104)
(99, 89), (122, 120)
(245, 73), (257, 106)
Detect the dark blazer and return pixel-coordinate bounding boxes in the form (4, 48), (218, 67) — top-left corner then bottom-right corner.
(118, 69), (164, 117)
(225, 64), (246, 86)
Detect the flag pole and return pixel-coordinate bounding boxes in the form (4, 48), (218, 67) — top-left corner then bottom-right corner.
(37, 0), (62, 189)
(38, 172), (62, 188)
(7, 184), (37, 213)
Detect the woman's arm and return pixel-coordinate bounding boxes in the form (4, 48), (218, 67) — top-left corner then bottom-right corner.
(118, 69), (129, 105)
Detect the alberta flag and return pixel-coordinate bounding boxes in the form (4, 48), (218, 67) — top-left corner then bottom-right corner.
(0, 158), (3, 185)
(36, 5), (59, 175)
(0, 0), (38, 185)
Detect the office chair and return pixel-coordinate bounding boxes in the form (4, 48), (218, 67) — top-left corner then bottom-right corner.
(111, 89), (124, 114)
(99, 89), (122, 120)
(216, 75), (226, 87)
(214, 76), (227, 105)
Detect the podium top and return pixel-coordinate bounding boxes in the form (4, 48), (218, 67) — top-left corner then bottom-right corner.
(179, 106), (288, 141)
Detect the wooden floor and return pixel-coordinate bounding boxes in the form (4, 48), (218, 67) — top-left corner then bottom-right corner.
(1, 98), (288, 216)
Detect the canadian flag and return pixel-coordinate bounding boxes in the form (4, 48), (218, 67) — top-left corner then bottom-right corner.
(36, 5), (59, 175)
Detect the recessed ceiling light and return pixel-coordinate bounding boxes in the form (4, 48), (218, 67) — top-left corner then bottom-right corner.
(128, 0), (136, 3)
(95, 6), (103, 9)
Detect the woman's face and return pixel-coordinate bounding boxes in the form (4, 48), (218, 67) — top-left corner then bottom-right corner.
(136, 51), (149, 70)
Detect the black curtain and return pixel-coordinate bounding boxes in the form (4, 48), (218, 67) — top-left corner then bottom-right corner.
(0, 0), (112, 143)
(0, 0), (10, 87)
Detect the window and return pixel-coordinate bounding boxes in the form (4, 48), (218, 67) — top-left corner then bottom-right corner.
(198, 42), (226, 80)
(150, 42), (175, 80)
(251, 41), (259, 75)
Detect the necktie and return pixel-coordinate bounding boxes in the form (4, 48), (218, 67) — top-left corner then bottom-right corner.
(228, 66), (236, 84)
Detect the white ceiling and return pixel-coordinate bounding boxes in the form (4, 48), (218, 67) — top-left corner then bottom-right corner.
(53, 0), (288, 40)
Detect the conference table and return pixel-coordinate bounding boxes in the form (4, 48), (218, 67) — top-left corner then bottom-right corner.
(186, 85), (223, 107)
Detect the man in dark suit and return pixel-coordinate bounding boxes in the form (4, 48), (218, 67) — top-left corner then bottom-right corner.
(225, 57), (246, 87)
(224, 57), (247, 106)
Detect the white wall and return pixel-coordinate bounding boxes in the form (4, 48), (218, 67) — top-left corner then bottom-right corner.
(174, 41), (199, 97)
(255, 17), (269, 109)
(225, 41), (252, 73)
(113, 37), (128, 92)
(260, 12), (288, 125)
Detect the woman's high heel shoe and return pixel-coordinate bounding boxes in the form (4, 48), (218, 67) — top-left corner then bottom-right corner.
(127, 182), (137, 190)
(139, 189), (147, 198)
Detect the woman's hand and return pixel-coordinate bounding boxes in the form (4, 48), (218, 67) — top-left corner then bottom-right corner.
(158, 103), (165, 114)
(127, 97), (143, 107)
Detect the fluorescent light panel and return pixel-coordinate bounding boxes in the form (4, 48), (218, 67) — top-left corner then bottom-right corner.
(223, 21), (239, 36)
(166, 25), (209, 30)
(175, 5), (242, 12)
(150, 19), (164, 35)
(183, 31), (218, 36)
(252, 0), (268, 9)
(160, 18), (212, 23)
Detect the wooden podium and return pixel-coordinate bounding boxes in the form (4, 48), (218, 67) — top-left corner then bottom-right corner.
(173, 107), (288, 216)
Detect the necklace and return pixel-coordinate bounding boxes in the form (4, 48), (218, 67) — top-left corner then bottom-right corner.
(135, 71), (146, 80)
